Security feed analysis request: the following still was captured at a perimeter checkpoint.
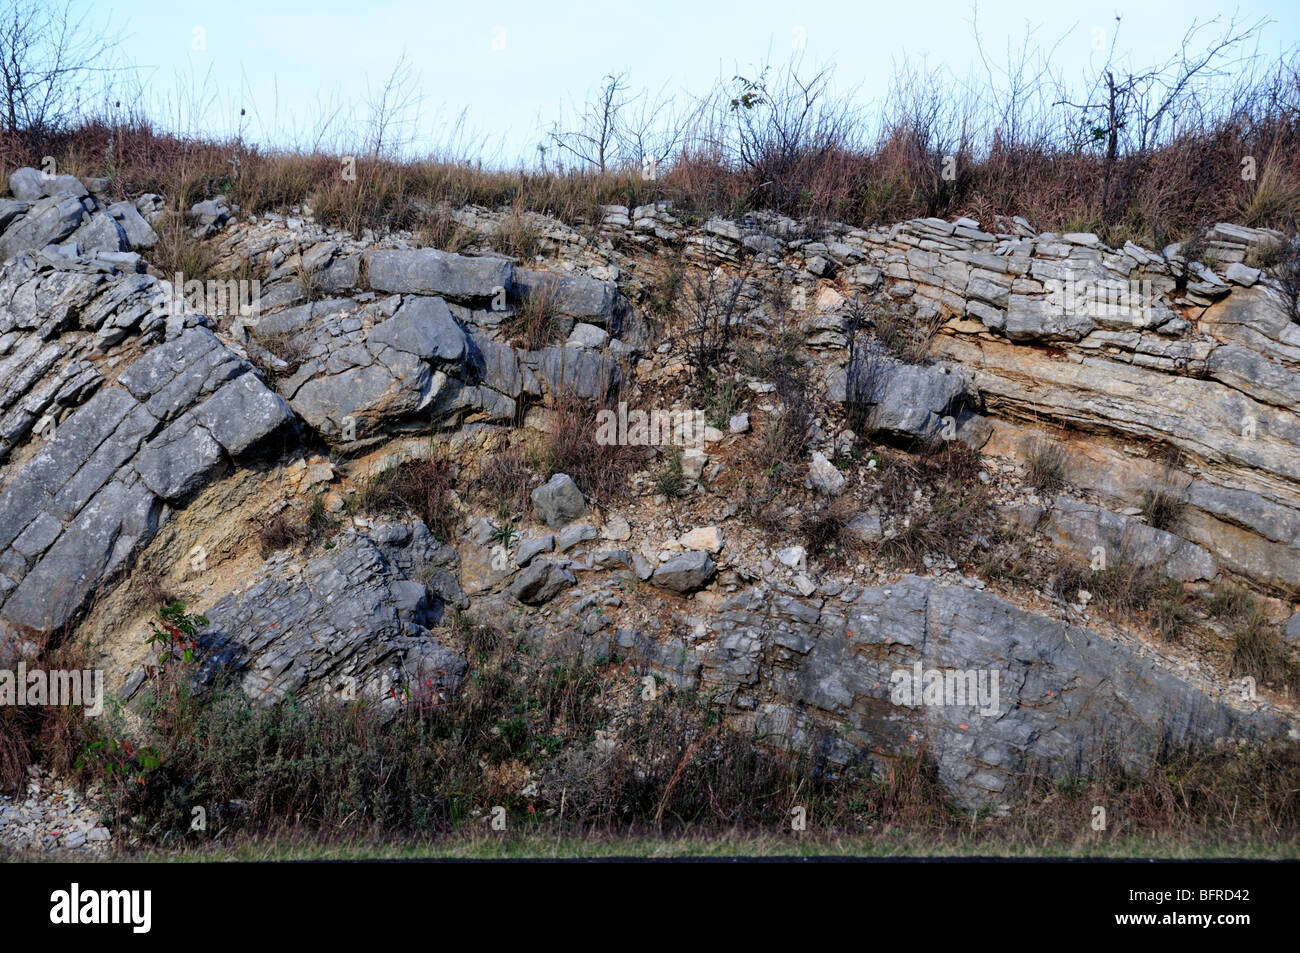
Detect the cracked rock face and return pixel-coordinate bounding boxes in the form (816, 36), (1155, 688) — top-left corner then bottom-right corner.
(188, 522), (467, 711)
(0, 167), (157, 265)
(243, 248), (628, 443)
(668, 575), (1287, 806)
(259, 295), (470, 441)
(0, 271), (293, 647)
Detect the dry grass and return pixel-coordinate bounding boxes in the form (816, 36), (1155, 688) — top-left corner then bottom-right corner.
(1022, 437), (1068, 494)
(354, 453), (459, 541)
(246, 329), (309, 387)
(0, 626), (89, 791)
(503, 274), (564, 351)
(7, 46), (1298, 252)
(798, 495), (863, 565)
(532, 397), (645, 505)
(257, 494), (337, 557)
(1209, 585), (1298, 691)
(1044, 551), (1192, 643)
(1139, 485), (1186, 532)
(474, 445), (532, 518)
(415, 208), (472, 253)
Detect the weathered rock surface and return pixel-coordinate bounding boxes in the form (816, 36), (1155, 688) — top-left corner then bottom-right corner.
(366, 248), (512, 300)
(651, 551), (716, 593)
(687, 575), (1289, 805)
(3, 178), (1297, 818)
(510, 558), (577, 605)
(259, 295), (476, 441)
(531, 473), (586, 528)
(0, 260), (293, 646)
(1037, 498), (1217, 582)
(2, 167), (157, 264)
(193, 522), (466, 710)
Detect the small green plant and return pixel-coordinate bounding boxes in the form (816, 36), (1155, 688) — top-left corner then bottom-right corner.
(75, 737), (163, 787)
(145, 601), (210, 671)
(654, 447), (685, 498)
(700, 372), (740, 430)
(492, 520), (518, 549)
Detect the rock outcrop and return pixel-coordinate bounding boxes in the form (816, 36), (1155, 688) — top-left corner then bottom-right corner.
(2, 164), (1297, 810)
(180, 521), (466, 712)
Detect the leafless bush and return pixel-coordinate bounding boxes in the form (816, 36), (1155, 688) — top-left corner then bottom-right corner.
(535, 397), (644, 505)
(682, 251), (757, 373)
(546, 71), (682, 175)
(0, 0), (122, 137)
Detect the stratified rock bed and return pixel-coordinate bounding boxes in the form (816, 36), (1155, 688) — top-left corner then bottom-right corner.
(179, 521), (467, 711)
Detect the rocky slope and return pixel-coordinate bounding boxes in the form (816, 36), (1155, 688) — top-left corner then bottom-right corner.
(1, 168), (1297, 814)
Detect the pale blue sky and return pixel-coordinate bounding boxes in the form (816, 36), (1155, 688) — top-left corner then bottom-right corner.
(93, 0), (1300, 163)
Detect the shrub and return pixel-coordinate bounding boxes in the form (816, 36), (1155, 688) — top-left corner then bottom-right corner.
(505, 275), (564, 351)
(799, 495), (862, 564)
(697, 371), (740, 430)
(475, 445), (531, 518)
(1139, 485), (1186, 532)
(1046, 552), (1190, 643)
(258, 494), (337, 556)
(653, 447), (685, 499)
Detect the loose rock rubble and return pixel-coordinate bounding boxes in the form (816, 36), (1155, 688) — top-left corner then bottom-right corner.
(0, 766), (111, 856)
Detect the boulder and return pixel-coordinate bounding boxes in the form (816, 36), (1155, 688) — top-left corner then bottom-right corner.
(369, 296), (468, 363)
(696, 574), (1291, 806)
(516, 532), (554, 567)
(807, 452), (846, 496)
(68, 213), (128, 254)
(133, 415), (225, 500)
(1042, 498), (1216, 582)
(513, 269), (618, 324)
(557, 523), (598, 551)
(531, 473), (586, 528)
(0, 194), (89, 261)
(511, 558), (577, 604)
(8, 167), (88, 202)
(839, 357), (970, 441)
(651, 551), (716, 593)
(104, 201), (159, 249)
(531, 346), (620, 401)
(680, 526), (723, 554)
(367, 248), (512, 301)
(191, 373), (296, 456)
